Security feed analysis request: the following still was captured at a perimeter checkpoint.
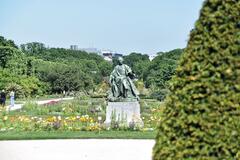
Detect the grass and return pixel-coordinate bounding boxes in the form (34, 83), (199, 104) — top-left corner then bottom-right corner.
(0, 130), (157, 140)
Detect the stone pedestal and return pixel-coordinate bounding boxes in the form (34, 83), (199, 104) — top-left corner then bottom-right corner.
(105, 101), (143, 127)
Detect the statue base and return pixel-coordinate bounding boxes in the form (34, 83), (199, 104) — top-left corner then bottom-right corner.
(104, 101), (144, 128)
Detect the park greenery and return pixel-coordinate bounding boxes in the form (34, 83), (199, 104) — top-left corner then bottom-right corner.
(1, 1), (239, 160)
(153, 0), (240, 159)
(0, 35), (183, 100)
(0, 31), (183, 140)
(0, 97), (160, 139)
(0, 2), (239, 159)
(1, 35), (177, 137)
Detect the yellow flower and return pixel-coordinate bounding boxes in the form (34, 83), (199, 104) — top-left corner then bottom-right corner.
(80, 117), (86, 122)
(3, 116), (8, 121)
(46, 116), (57, 122)
(63, 121), (67, 126)
(70, 116), (76, 121)
(24, 117), (31, 122)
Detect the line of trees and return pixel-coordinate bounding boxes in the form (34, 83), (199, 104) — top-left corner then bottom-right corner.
(122, 49), (183, 100)
(0, 35), (183, 99)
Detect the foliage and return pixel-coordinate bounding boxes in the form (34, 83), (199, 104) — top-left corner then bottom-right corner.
(0, 37), (47, 97)
(19, 43), (112, 94)
(0, 98), (160, 132)
(146, 49), (182, 87)
(20, 42), (46, 55)
(123, 52), (150, 79)
(122, 51), (183, 101)
(153, 0), (240, 159)
(150, 89), (169, 101)
(93, 80), (109, 97)
(0, 36), (18, 48)
(1, 35), (183, 99)
(34, 60), (94, 94)
(98, 60), (112, 77)
(0, 69), (46, 98)
(144, 49), (183, 100)
(0, 46), (26, 73)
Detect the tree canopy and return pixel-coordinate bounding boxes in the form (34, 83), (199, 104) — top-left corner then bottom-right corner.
(153, 0), (240, 159)
(0, 36), (183, 99)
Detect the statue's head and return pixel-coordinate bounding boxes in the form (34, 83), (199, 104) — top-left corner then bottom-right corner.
(117, 57), (124, 65)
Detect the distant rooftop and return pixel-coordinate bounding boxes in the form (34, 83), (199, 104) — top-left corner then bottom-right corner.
(69, 45), (124, 61)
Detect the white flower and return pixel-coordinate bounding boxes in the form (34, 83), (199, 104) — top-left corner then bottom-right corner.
(98, 116), (102, 121)
(0, 128), (6, 132)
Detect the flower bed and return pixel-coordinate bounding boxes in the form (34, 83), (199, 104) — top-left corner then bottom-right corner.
(0, 98), (162, 133)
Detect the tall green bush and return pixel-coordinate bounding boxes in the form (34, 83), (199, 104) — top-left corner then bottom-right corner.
(153, 0), (240, 159)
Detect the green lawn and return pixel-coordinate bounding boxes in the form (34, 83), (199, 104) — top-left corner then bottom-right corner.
(0, 130), (157, 140)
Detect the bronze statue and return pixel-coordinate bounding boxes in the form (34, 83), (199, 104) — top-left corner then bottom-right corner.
(108, 57), (139, 102)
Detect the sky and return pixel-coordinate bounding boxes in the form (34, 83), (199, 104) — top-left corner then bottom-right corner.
(0, 0), (204, 55)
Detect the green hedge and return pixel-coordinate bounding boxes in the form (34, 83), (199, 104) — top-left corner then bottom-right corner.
(153, 0), (240, 159)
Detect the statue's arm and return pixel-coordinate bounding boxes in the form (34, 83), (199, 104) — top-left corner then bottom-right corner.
(125, 65), (132, 73)
(125, 65), (136, 79)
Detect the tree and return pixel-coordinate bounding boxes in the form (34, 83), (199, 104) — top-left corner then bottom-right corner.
(124, 52), (149, 68)
(0, 69), (45, 98)
(145, 49), (183, 89)
(19, 44), (113, 94)
(20, 42), (46, 55)
(143, 49), (183, 100)
(0, 46), (26, 75)
(98, 60), (112, 77)
(123, 52), (150, 79)
(0, 36), (18, 48)
(153, 0), (240, 159)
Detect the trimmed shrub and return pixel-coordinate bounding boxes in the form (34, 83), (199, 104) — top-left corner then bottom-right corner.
(153, 0), (240, 159)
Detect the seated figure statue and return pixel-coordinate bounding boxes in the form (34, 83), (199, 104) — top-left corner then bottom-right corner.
(108, 57), (139, 102)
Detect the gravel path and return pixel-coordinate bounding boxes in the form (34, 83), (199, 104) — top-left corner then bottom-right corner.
(0, 139), (155, 160)
(9, 97), (74, 111)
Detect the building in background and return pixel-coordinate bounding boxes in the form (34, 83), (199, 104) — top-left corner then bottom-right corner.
(101, 50), (113, 61)
(101, 50), (123, 61)
(114, 53), (123, 58)
(69, 46), (123, 61)
(149, 54), (157, 61)
(70, 45), (78, 50)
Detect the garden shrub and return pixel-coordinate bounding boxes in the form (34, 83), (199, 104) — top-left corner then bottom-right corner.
(153, 0), (240, 159)
(150, 89), (169, 101)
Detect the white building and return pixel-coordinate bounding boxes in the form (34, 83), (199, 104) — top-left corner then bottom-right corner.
(101, 50), (123, 61)
(149, 54), (157, 61)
